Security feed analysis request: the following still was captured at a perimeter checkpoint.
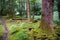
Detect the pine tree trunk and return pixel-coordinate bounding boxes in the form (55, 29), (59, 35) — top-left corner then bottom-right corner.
(32, 13), (34, 21)
(2, 18), (8, 40)
(26, 0), (31, 22)
(57, 2), (60, 22)
(9, 0), (13, 18)
(40, 0), (54, 33)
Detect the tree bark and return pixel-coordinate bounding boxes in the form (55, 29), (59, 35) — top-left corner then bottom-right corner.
(40, 0), (54, 33)
(2, 18), (8, 40)
(32, 2), (35, 22)
(26, 0), (31, 22)
(8, 0), (14, 18)
(57, 2), (60, 22)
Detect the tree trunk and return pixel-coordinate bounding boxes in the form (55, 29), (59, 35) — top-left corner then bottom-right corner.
(8, 0), (13, 18)
(57, 2), (60, 22)
(32, 2), (35, 22)
(40, 0), (54, 33)
(2, 18), (8, 40)
(32, 13), (34, 21)
(26, 0), (31, 22)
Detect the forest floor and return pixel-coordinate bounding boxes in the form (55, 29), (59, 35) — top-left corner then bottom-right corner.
(0, 19), (60, 40)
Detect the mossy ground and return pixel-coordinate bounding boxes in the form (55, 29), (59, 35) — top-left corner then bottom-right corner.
(0, 19), (60, 40)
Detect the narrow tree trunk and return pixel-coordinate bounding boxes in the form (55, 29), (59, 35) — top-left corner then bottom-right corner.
(40, 0), (54, 33)
(32, 2), (35, 22)
(57, 3), (60, 22)
(2, 18), (8, 40)
(26, 0), (31, 22)
(9, 0), (13, 18)
(32, 13), (34, 21)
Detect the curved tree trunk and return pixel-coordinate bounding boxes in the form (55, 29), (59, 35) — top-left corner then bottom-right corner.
(2, 18), (8, 40)
(40, 0), (54, 33)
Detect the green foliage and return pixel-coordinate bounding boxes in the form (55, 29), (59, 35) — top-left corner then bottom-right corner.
(8, 23), (29, 40)
(0, 20), (60, 40)
(0, 25), (4, 40)
(8, 32), (28, 40)
(54, 26), (60, 40)
(15, 32), (28, 40)
(30, 0), (36, 3)
(6, 22), (58, 40)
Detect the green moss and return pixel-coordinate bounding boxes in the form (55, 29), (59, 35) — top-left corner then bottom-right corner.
(0, 25), (4, 40)
(5, 21), (59, 40)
